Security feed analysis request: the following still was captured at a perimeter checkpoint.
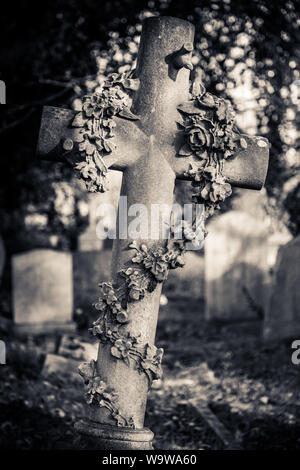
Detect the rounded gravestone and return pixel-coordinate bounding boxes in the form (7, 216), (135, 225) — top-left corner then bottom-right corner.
(12, 249), (75, 334)
(264, 235), (300, 342)
(205, 211), (270, 321)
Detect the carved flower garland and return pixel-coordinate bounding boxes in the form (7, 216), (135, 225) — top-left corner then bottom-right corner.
(71, 71), (139, 192)
(90, 316), (163, 385)
(177, 81), (245, 217)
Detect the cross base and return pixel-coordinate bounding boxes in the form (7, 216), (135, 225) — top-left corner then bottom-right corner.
(75, 420), (154, 450)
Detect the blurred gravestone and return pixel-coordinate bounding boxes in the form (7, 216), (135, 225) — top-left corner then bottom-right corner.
(78, 193), (104, 252)
(75, 171), (121, 309)
(12, 249), (75, 334)
(263, 235), (300, 341)
(164, 251), (204, 299)
(58, 334), (98, 361)
(78, 170), (122, 251)
(205, 211), (270, 321)
(73, 250), (111, 309)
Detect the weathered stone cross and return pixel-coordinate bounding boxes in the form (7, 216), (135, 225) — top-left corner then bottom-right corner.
(37, 16), (269, 450)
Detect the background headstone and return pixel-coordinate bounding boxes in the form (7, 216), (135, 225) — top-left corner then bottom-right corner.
(205, 211), (270, 321)
(163, 251), (204, 300)
(12, 249), (75, 334)
(263, 235), (300, 342)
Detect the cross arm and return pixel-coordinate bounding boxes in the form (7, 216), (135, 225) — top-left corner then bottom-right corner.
(173, 133), (269, 190)
(36, 105), (148, 171)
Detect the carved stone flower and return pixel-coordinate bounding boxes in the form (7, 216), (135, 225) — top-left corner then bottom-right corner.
(140, 344), (164, 382)
(103, 71), (140, 92)
(95, 282), (127, 321)
(143, 248), (169, 282)
(115, 311), (128, 323)
(131, 243), (148, 263)
(209, 181), (232, 203)
(111, 338), (133, 360)
(90, 320), (105, 337)
(75, 157), (98, 179)
(82, 93), (104, 119)
(94, 298), (106, 311)
(99, 282), (118, 304)
(202, 165), (218, 182)
(162, 249), (185, 269)
(187, 120), (214, 155)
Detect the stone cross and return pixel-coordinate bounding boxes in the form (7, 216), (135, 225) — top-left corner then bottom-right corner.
(37, 16), (269, 450)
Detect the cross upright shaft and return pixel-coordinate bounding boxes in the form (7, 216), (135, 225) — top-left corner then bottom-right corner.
(36, 16), (269, 450)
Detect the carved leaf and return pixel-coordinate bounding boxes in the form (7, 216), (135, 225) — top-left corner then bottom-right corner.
(78, 360), (96, 381)
(129, 240), (139, 250)
(178, 143), (193, 156)
(177, 101), (204, 115)
(103, 139), (115, 153)
(240, 137), (248, 149)
(192, 80), (205, 97)
(199, 93), (216, 108)
(118, 107), (140, 120)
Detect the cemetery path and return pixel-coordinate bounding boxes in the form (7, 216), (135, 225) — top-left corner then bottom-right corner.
(0, 296), (299, 450)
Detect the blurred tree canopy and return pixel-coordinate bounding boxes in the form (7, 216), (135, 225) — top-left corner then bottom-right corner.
(0, 0), (299, 251)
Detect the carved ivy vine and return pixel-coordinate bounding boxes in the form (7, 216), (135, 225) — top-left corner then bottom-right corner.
(78, 224), (201, 427)
(70, 71), (139, 192)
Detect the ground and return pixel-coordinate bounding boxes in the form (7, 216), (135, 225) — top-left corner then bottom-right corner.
(0, 296), (299, 450)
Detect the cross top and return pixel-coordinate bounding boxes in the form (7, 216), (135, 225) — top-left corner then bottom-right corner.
(37, 16), (269, 450)
(38, 16), (268, 197)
